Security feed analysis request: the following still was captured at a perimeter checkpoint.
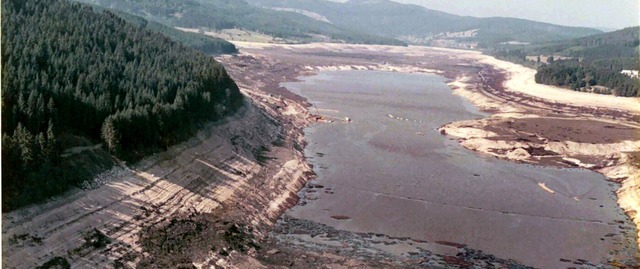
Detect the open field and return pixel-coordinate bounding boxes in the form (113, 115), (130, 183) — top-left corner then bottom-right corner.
(176, 27), (302, 44)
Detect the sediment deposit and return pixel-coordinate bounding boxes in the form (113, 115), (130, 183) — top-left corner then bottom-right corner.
(219, 42), (640, 267)
(4, 42), (638, 268)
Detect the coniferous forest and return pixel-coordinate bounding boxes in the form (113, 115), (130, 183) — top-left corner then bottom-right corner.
(491, 27), (640, 97)
(532, 27), (640, 97)
(1, 0), (244, 210)
(535, 62), (639, 96)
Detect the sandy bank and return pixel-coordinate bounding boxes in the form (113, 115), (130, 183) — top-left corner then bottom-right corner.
(234, 41), (639, 112)
(474, 56), (640, 112)
(441, 116), (640, 252)
(441, 52), (640, 253)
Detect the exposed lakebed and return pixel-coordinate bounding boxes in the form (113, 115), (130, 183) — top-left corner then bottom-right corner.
(282, 70), (637, 268)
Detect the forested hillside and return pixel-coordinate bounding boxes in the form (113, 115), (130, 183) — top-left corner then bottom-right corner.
(246, 0), (602, 45)
(108, 9), (238, 55)
(74, 0), (405, 46)
(1, 0), (244, 210)
(526, 27), (640, 61)
(493, 27), (640, 96)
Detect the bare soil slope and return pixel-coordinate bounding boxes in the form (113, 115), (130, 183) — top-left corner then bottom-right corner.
(2, 98), (313, 268)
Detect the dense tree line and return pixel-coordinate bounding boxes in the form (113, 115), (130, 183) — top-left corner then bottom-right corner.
(535, 61), (639, 97)
(489, 27), (640, 97)
(490, 48), (531, 66)
(1, 0), (243, 210)
(492, 50), (639, 97)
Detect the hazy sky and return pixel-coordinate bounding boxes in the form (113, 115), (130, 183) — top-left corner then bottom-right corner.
(392, 0), (639, 30)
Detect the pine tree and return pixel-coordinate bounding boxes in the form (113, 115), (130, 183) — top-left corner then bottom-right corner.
(101, 116), (120, 154)
(13, 123), (34, 168)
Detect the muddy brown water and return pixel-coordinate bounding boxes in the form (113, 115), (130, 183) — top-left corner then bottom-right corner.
(283, 70), (637, 268)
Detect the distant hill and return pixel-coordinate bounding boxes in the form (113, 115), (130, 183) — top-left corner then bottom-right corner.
(73, 0), (406, 46)
(525, 27), (640, 65)
(245, 0), (602, 46)
(105, 8), (238, 55)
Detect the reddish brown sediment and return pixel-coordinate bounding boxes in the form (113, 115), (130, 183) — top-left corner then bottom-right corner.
(437, 54), (640, 250)
(3, 42), (638, 268)
(220, 42), (640, 266)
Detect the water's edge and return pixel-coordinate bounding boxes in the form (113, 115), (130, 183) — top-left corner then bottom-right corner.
(281, 70), (636, 268)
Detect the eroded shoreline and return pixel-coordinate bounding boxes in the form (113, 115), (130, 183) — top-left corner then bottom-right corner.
(439, 56), (640, 251)
(3, 42), (637, 268)
(219, 42), (640, 267)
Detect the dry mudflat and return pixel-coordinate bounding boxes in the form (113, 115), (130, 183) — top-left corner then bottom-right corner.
(221, 42), (640, 267)
(3, 41), (638, 268)
(439, 51), (640, 255)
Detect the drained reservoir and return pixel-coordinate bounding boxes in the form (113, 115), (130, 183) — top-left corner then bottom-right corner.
(282, 70), (636, 268)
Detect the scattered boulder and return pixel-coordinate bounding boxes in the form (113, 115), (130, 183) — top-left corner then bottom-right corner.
(505, 147), (531, 160)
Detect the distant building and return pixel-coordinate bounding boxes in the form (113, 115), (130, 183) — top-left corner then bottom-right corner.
(525, 55), (574, 64)
(621, 70), (639, 78)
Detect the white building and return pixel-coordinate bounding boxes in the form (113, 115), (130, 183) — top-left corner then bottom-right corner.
(621, 70), (639, 78)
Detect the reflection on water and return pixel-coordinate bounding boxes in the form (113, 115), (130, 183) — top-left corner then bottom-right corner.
(283, 70), (635, 268)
